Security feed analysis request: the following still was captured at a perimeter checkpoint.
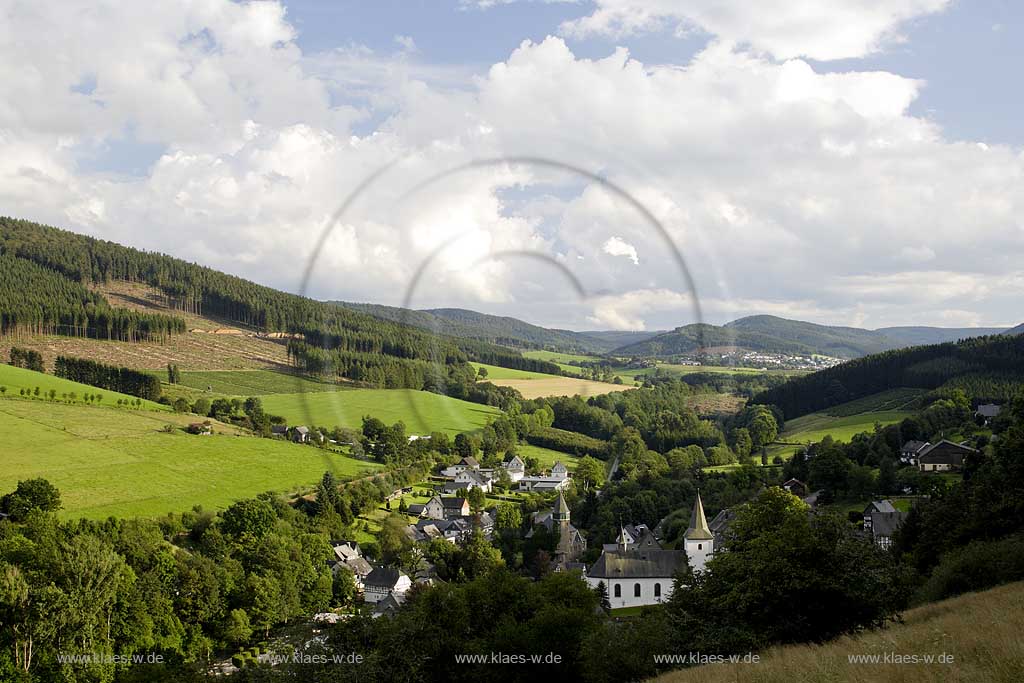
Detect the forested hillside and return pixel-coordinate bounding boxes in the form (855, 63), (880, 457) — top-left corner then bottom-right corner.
(335, 302), (612, 353)
(754, 334), (1024, 418)
(0, 217), (559, 388)
(0, 253), (185, 341)
(612, 317), (893, 358)
(612, 314), (1012, 360)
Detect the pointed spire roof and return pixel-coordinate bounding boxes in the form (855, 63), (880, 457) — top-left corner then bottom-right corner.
(556, 490), (570, 516)
(684, 491), (714, 541)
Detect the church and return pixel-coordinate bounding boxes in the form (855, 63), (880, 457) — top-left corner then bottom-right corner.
(527, 489), (587, 569)
(585, 492), (714, 609)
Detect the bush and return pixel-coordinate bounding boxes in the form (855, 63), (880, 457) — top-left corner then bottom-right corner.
(231, 654), (245, 669)
(917, 534), (1024, 604)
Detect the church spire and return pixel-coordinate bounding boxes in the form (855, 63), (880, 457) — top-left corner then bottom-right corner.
(554, 489), (570, 522)
(684, 490), (713, 541)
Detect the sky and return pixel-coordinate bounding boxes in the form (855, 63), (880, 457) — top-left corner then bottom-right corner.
(2, 0), (1023, 332)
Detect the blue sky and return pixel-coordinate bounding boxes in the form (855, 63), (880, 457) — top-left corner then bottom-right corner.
(284, 0), (1024, 145)
(2, 0), (1023, 331)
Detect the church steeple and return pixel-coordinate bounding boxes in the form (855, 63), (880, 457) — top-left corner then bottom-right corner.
(684, 490), (713, 541)
(554, 489), (570, 522)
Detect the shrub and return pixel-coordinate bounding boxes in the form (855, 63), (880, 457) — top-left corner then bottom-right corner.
(917, 534), (1024, 604)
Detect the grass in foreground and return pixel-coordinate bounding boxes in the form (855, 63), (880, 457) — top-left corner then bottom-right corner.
(259, 389), (502, 435)
(655, 580), (1024, 683)
(0, 399), (380, 518)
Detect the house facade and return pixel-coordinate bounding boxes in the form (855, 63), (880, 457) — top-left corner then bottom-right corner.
(363, 567), (412, 604)
(917, 440), (976, 472)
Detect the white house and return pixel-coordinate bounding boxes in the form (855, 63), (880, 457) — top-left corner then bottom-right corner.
(518, 461), (571, 492)
(440, 456), (480, 478)
(453, 469), (493, 492)
(503, 455), (526, 483)
(585, 492), (713, 609)
(362, 567), (412, 604)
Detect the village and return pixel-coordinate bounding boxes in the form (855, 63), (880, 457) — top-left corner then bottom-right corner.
(311, 416), (992, 621)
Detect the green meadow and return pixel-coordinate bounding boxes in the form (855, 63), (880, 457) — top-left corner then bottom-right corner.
(174, 369), (342, 396)
(515, 443), (580, 470)
(767, 407), (915, 460)
(0, 399), (381, 519)
(0, 364), (168, 410)
(469, 362), (558, 380)
(259, 389), (502, 435)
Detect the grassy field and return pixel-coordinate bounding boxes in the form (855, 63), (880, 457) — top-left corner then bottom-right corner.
(825, 387), (926, 417)
(767, 407), (915, 461)
(0, 399), (380, 518)
(0, 364), (168, 410)
(469, 362), (558, 380)
(173, 369), (343, 396)
(260, 389), (502, 435)
(515, 443), (581, 470)
(655, 580), (1024, 683)
(521, 350), (602, 377)
(482, 375), (628, 400)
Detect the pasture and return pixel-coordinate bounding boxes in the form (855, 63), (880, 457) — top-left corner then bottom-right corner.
(0, 364), (167, 410)
(0, 399), (380, 519)
(173, 369), (342, 396)
(767, 406), (915, 461)
(521, 350), (601, 376)
(259, 389), (502, 435)
(515, 443), (581, 470)
(469, 362), (557, 380)
(482, 375), (627, 400)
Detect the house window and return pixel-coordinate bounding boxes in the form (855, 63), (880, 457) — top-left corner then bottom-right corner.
(654, 583), (661, 597)
(614, 584), (621, 598)
(634, 583), (641, 597)
(697, 543), (702, 550)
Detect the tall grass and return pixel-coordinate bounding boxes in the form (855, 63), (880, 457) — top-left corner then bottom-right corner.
(655, 581), (1024, 683)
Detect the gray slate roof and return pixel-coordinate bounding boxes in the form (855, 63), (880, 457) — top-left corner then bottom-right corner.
(364, 567), (403, 588)
(871, 511), (907, 538)
(588, 549), (688, 579)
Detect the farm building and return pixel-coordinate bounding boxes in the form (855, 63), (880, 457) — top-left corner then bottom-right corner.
(917, 440), (976, 472)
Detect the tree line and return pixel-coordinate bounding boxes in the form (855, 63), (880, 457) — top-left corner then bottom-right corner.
(54, 355), (162, 401)
(8, 346), (44, 372)
(0, 253), (186, 342)
(754, 333), (1024, 419)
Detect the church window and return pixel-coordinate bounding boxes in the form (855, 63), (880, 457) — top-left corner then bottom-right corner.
(614, 584), (621, 598)
(654, 583), (661, 597)
(634, 583), (641, 597)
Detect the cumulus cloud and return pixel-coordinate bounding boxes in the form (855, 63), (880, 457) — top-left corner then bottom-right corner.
(1, 4), (1022, 331)
(602, 236), (640, 265)
(559, 0), (952, 60)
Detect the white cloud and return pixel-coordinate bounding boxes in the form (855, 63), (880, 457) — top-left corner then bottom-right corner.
(587, 289), (694, 330)
(559, 0), (952, 60)
(1, 5), (1023, 331)
(602, 236), (640, 265)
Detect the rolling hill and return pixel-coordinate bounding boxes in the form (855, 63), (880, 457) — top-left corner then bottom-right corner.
(333, 302), (616, 354)
(753, 333), (1024, 418)
(611, 315), (1014, 360)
